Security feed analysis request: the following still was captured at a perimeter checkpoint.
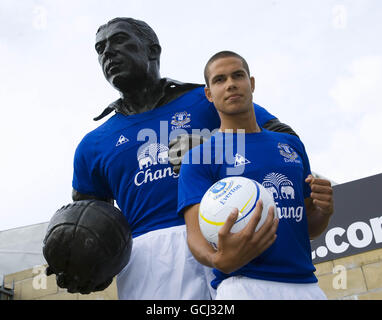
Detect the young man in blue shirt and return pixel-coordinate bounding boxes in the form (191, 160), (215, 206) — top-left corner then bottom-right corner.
(178, 51), (334, 299)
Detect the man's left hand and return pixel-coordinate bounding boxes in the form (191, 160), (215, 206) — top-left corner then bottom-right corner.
(305, 175), (334, 217)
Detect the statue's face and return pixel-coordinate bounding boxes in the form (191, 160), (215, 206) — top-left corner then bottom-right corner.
(95, 22), (150, 90)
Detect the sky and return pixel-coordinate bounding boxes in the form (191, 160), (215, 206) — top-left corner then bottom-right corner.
(0, 0), (381, 231)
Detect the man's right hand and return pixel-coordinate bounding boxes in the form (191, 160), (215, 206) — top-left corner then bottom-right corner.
(212, 200), (279, 274)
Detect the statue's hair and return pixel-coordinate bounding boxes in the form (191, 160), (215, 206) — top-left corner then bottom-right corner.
(96, 17), (160, 48)
(204, 51), (250, 87)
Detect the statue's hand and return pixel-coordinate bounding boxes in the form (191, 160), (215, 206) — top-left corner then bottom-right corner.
(168, 134), (206, 174)
(46, 266), (113, 294)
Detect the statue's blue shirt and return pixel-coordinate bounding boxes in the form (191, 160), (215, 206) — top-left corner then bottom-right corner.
(72, 87), (276, 238)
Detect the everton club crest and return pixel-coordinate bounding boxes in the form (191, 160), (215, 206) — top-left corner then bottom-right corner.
(278, 143), (301, 163)
(171, 111), (191, 130)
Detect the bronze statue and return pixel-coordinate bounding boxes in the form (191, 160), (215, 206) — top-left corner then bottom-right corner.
(48, 17), (298, 299)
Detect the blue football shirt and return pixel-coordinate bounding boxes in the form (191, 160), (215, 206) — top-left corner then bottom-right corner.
(177, 129), (317, 288)
(72, 86), (276, 238)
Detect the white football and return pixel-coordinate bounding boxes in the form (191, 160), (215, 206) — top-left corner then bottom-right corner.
(198, 176), (276, 249)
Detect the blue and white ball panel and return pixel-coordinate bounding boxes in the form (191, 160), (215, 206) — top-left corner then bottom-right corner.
(198, 176), (275, 248)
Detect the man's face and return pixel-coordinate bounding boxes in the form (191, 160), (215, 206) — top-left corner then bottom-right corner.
(204, 57), (254, 115)
(95, 21), (151, 90)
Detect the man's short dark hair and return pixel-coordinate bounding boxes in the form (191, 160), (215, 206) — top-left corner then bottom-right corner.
(204, 51), (250, 87)
(96, 17), (160, 48)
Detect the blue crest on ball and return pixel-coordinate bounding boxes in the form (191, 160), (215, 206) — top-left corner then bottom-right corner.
(211, 181), (226, 193)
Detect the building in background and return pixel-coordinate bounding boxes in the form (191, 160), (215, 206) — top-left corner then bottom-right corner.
(0, 222), (48, 284)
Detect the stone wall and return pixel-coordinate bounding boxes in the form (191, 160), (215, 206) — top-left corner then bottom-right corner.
(315, 248), (382, 299)
(3, 265), (117, 300)
(4, 248), (382, 300)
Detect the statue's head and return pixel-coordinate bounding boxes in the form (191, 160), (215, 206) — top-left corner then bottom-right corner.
(95, 18), (162, 91)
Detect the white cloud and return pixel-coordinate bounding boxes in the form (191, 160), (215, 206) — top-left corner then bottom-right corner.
(330, 56), (382, 113)
(332, 5), (348, 30)
(311, 56), (382, 183)
(310, 118), (382, 184)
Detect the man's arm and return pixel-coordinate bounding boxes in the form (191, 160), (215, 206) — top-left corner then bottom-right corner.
(184, 200), (279, 274)
(304, 175), (334, 239)
(72, 189), (114, 205)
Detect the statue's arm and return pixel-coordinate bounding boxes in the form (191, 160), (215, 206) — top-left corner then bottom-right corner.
(72, 188), (114, 205)
(262, 118), (299, 138)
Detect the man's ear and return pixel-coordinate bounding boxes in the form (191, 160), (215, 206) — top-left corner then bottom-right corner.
(148, 44), (161, 61)
(250, 76), (255, 92)
(204, 86), (213, 102)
